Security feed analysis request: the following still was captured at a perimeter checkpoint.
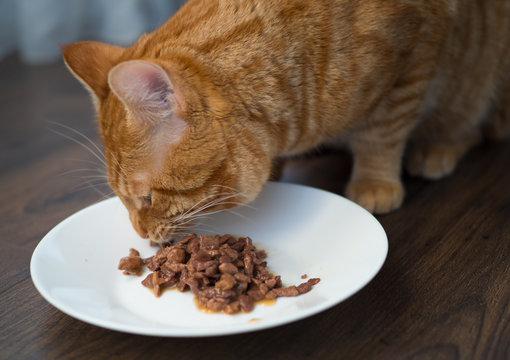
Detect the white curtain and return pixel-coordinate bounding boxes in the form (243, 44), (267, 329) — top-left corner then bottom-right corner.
(0, 0), (187, 64)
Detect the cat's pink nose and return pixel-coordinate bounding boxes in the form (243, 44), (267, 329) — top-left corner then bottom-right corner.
(129, 212), (148, 238)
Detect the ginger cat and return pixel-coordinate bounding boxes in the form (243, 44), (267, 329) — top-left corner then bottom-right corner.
(63, 0), (510, 242)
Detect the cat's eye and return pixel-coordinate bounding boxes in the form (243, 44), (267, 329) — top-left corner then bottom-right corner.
(142, 192), (152, 206)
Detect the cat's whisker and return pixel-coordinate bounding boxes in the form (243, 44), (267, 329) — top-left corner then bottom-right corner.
(171, 217), (216, 230)
(50, 121), (104, 158)
(84, 191), (117, 208)
(48, 127), (128, 181)
(48, 124), (122, 207)
(170, 187), (245, 225)
(167, 224), (222, 236)
(71, 179), (110, 198)
(49, 123), (106, 166)
(67, 174), (110, 181)
(59, 173), (114, 204)
(164, 202), (255, 240)
(182, 198), (253, 222)
(180, 204), (244, 221)
(170, 202), (249, 230)
(223, 208), (257, 224)
(217, 200), (256, 211)
(184, 192), (241, 214)
(71, 181), (110, 195)
(185, 191), (236, 212)
(168, 225), (219, 233)
(58, 168), (106, 177)
(170, 218), (204, 226)
(173, 191), (238, 222)
(164, 217), (219, 231)
(171, 198), (250, 233)
(73, 176), (110, 185)
(65, 157), (106, 167)
(61, 158), (107, 176)
(171, 194), (218, 222)
(165, 214), (209, 228)
(155, 229), (165, 244)
(104, 147), (129, 179)
(58, 164), (115, 204)
(81, 176), (109, 181)
(97, 190), (116, 202)
(210, 184), (248, 198)
(49, 123), (127, 181)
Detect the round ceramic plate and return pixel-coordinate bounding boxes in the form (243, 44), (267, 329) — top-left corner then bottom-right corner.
(30, 182), (387, 337)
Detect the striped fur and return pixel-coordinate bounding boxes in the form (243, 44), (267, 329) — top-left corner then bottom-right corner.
(63, 0), (510, 241)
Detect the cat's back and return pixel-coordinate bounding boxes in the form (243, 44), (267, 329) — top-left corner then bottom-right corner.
(122, 0), (452, 153)
(127, 0), (428, 65)
(122, 0), (510, 150)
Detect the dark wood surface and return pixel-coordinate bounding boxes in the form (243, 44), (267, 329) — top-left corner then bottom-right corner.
(1, 53), (510, 360)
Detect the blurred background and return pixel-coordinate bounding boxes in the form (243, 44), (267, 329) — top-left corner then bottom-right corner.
(0, 0), (187, 64)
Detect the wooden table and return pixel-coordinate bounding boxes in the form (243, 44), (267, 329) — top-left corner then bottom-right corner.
(1, 54), (510, 360)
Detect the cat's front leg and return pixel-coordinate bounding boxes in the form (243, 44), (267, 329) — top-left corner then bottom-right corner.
(344, 51), (435, 213)
(345, 89), (423, 214)
(346, 138), (406, 214)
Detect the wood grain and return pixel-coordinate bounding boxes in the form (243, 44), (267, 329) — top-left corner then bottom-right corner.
(1, 54), (510, 360)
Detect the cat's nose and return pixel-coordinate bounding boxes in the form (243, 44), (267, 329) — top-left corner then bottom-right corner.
(129, 212), (148, 238)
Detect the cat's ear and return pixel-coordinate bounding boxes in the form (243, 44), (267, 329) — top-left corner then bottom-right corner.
(61, 41), (124, 106)
(107, 60), (185, 121)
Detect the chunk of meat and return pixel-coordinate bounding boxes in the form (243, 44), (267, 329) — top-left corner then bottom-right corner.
(118, 248), (144, 275)
(215, 273), (236, 291)
(118, 234), (321, 314)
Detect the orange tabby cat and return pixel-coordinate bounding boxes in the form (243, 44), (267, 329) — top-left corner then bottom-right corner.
(63, 0), (510, 241)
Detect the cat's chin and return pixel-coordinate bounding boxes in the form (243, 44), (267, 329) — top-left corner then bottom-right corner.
(148, 237), (174, 247)
(146, 228), (177, 245)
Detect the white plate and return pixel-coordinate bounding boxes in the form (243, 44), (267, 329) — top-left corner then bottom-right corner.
(31, 182), (387, 337)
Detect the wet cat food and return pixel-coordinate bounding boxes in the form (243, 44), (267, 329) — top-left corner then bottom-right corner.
(118, 248), (144, 275)
(118, 234), (320, 314)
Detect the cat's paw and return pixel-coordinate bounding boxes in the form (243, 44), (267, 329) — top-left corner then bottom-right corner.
(406, 144), (461, 179)
(346, 180), (404, 214)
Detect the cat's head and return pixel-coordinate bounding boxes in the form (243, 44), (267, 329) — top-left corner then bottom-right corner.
(62, 41), (271, 242)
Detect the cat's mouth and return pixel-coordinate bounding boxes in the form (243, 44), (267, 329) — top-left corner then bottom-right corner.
(128, 209), (185, 243)
(148, 220), (192, 245)
(148, 229), (177, 245)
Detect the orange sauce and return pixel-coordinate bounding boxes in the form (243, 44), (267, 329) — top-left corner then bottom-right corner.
(193, 296), (277, 314)
(256, 298), (276, 306)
